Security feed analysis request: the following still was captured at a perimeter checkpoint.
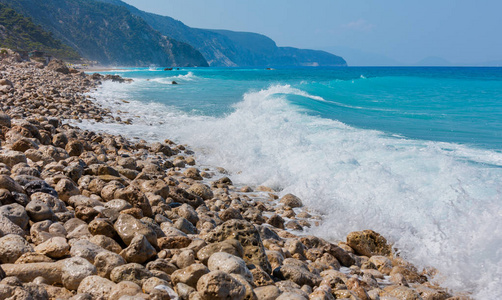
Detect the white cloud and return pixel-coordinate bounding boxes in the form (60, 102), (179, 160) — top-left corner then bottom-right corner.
(342, 19), (375, 32)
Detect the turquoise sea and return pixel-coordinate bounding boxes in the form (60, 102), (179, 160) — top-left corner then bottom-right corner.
(83, 67), (502, 298)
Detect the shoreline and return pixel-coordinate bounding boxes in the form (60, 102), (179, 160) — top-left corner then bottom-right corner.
(0, 52), (468, 299)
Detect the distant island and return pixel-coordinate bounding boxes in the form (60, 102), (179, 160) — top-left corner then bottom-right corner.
(0, 0), (347, 67)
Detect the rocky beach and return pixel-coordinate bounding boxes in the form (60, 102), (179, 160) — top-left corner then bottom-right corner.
(0, 50), (467, 300)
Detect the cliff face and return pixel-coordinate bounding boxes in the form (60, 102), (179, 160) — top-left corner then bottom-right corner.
(0, 3), (80, 60)
(0, 0), (208, 67)
(97, 0), (347, 67)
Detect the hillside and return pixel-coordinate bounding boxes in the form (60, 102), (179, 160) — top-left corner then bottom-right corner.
(0, 3), (80, 61)
(96, 0), (347, 67)
(0, 0), (208, 67)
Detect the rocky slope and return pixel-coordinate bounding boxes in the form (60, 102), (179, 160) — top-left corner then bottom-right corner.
(0, 51), (464, 299)
(96, 0), (347, 67)
(0, 0), (208, 67)
(0, 3), (80, 61)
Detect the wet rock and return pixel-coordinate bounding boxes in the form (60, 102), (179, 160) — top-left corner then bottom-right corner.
(77, 275), (116, 300)
(208, 252), (253, 283)
(346, 230), (392, 257)
(188, 183), (213, 200)
(383, 285), (422, 300)
(205, 219), (272, 273)
(0, 234), (34, 263)
(267, 214), (285, 229)
(197, 270), (246, 300)
(279, 194), (303, 208)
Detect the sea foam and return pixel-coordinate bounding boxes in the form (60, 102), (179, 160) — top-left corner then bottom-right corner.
(80, 81), (502, 298)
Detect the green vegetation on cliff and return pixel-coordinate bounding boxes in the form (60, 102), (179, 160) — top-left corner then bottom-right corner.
(0, 3), (80, 61)
(0, 0), (208, 66)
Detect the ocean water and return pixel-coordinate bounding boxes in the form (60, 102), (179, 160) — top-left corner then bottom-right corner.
(82, 67), (502, 298)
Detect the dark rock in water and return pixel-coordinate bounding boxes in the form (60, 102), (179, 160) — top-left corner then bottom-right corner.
(172, 81), (178, 85)
(164, 68), (173, 71)
(91, 73), (103, 80)
(24, 180), (58, 198)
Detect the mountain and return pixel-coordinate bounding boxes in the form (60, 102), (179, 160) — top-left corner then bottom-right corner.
(0, 3), (80, 60)
(415, 56), (452, 67)
(96, 0), (347, 67)
(0, 0), (208, 67)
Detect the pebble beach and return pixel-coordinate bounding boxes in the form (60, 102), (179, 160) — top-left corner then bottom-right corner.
(0, 50), (468, 300)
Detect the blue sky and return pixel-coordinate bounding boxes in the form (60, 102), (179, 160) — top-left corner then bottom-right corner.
(122, 0), (502, 66)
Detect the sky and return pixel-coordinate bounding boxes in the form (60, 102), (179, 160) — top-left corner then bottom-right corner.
(122, 0), (502, 66)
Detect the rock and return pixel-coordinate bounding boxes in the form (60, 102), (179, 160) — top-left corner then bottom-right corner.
(205, 220), (272, 274)
(276, 292), (307, 300)
(197, 239), (244, 265)
(173, 249), (196, 269)
(69, 239), (106, 263)
(61, 256), (98, 290)
(114, 214), (157, 247)
(0, 203), (28, 229)
(0, 175), (25, 194)
(0, 151), (27, 168)
(188, 183), (213, 200)
(114, 185), (153, 217)
(267, 214), (285, 229)
(208, 252), (253, 283)
(158, 236), (192, 250)
(390, 265), (426, 284)
(26, 199), (55, 222)
(383, 285), (422, 300)
(273, 264), (322, 288)
(89, 235), (122, 254)
(174, 217), (197, 234)
(279, 194), (303, 208)
(34, 236), (70, 258)
(0, 113), (11, 127)
(30, 192), (66, 213)
(197, 270), (246, 300)
(171, 263), (209, 288)
(346, 230), (392, 257)
(55, 179), (80, 202)
(14, 252), (53, 264)
(254, 285), (281, 300)
(94, 251), (126, 279)
(0, 215), (25, 236)
(177, 203), (199, 225)
(88, 218), (116, 237)
(110, 263), (153, 286)
(142, 277), (169, 294)
(108, 281), (142, 300)
(146, 259), (178, 275)
(66, 140), (84, 157)
(120, 234), (157, 264)
(0, 234), (34, 263)
(47, 59), (70, 74)
(77, 275), (116, 300)
(219, 207), (243, 222)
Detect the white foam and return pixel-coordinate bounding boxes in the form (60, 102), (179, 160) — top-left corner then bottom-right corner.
(80, 82), (502, 298)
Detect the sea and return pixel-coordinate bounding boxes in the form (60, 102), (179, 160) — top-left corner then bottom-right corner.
(81, 67), (502, 298)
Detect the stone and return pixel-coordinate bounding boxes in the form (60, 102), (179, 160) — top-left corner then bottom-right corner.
(205, 220), (272, 273)
(120, 234), (157, 264)
(273, 264), (322, 288)
(31, 192), (67, 213)
(0, 151), (27, 168)
(114, 214), (157, 247)
(187, 183), (213, 200)
(142, 277), (169, 294)
(197, 270), (246, 300)
(267, 214), (285, 229)
(0, 203), (28, 229)
(177, 203), (199, 225)
(94, 251), (126, 279)
(219, 207), (243, 222)
(390, 265), (426, 284)
(254, 285), (281, 300)
(0, 214), (25, 236)
(279, 194), (303, 208)
(108, 281), (142, 300)
(208, 252), (253, 283)
(14, 252), (53, 264)
(34, 236), (70, 258)
(250, 267), (274, 287)
(276, 292), (307, 300)
(66, 140), (84, 157)
(110, 263), (153, 286)
(171, 263), (209, 288)
(197, 239), (244, 265)
(0, 175), (25, 194)
(55, 178), (80, 202)
(88, 218), (116, 237)
(70, 239), (106, 263)
(0, 234), (33, 264)
(173, 249), (195, 269)
(383, 285), (422, 300)
(89, 235), (122, 254)
(158, 236), (192, 250)
(175, 282), (195, 299)
(0, 113), (11, 127)
(61, 256), (98, 290)
(174, 217), (197, 234)
(114, 185), (153, 217)
(26, 199), (55, 222)
(346, 230), (392, 257)
(77, 275), (116, 300)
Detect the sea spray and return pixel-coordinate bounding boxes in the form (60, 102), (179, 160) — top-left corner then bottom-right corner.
(81, 74), (502, 298)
